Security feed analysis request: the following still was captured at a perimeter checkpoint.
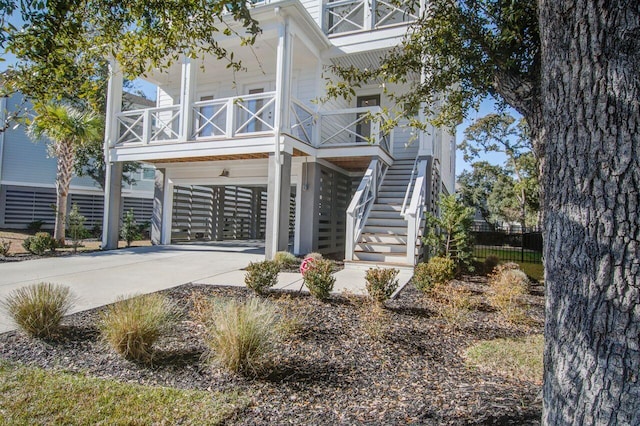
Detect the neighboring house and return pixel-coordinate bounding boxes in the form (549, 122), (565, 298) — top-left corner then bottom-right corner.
(0, 91), (155, 230)
(102, 0), (456, 267)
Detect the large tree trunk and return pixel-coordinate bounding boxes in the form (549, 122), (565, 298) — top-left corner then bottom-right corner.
(54, 142), (76, 245)
(539, 1), (640, 424)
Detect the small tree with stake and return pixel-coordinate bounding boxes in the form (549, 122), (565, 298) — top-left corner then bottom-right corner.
(120, 209), (141, 248)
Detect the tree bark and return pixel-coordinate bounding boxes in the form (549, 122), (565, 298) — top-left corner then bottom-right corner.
(539, 1), (640, 424)
(54, 141), (76, 245)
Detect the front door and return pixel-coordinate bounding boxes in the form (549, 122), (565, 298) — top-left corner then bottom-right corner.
(356, 94), (380, 142)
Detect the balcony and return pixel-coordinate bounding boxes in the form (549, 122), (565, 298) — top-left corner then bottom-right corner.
(323, 0), (418, 36)
(113, 95), (390, 153)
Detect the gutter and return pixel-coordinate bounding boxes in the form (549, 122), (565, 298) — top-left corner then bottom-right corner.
(0, 96), (7, 184)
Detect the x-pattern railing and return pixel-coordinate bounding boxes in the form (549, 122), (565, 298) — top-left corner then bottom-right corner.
(325, 0), (365, 34)
(235, 93), (276, 134)
(373, 0), (418, 28)
(319, 106), (386, 147)
(290, 99), (315, 145)
(117, 113), (144, 145)
(115, 105), (181, 146)
(324, 0), (417, 35)
(150, 108), (180, 142)
(192, 99), (228, 138)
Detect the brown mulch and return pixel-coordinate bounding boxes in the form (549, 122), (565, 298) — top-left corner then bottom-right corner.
(0, 278), (543, 425)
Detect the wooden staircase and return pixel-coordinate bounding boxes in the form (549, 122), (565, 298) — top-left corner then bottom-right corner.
(348, 159), (422, 268)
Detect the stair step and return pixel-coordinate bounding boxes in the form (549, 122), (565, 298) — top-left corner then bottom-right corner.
(367, 210), (404, 219)
(366, 217), (407, 227)
(354, 251), (410, 263)
(355, 242), (419, 254)
(362, 225), (407, 235)
(371, 203), (403, 212)
(379, 184), (409, 192)
(360, 233), (408, 244)
(377, 197), (404, 204)
(378, 191), (406, 199)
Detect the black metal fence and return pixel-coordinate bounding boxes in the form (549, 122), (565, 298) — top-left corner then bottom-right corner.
(471, 224), (543, 264)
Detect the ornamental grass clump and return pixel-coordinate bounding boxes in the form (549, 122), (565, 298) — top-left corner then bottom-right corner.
(205, 297), (278, 374)
(244, 260), (280, 295)
(99, 293), (177, 362)
(413, 256), (455, 294)
(2, 282), (74, 339)
(273, 251), (297, 269)
(488, 264), (530, 323)
(302, 258), (335, 301)
(365, 267), (399, 304)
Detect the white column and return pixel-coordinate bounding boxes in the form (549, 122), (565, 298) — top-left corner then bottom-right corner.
(102, 60), (124, 250)
(179, 56), (197, 142)
(274, 12), (293, 136)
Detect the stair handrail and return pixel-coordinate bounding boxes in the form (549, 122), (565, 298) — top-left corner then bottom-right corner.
(402, 157), (429, 265)
(345, 158), (388, 261)
(400, 156), (420, 217)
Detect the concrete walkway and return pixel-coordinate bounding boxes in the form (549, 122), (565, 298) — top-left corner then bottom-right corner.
(0, 242), (413, 333)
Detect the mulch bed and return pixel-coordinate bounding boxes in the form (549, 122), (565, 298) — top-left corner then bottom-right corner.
(0, 278), (544, 425)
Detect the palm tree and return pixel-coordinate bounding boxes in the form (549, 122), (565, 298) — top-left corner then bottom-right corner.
(28, 102), (103, 245)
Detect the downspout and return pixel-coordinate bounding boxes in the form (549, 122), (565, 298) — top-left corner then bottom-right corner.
(0, 96), (7, 185)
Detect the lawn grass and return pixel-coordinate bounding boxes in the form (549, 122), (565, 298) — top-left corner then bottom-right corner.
(474, 248), (545, 282)
(464, 334), (544, 384)
(0, 361), (249, 425)
(474, 247), (542, 263)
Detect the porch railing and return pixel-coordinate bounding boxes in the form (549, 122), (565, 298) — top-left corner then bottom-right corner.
(116, 105), (181, 146)
(324, 0), (418, 35)
(289, 98), (315, 145)
(345, 158), (388, 261)
(318, 106), (390, 151)
(402, 156), (429, 264)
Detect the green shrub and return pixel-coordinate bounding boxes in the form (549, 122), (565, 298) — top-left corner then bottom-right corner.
(304, 252), (323, 261)
(244, 260), (280, 295)
(205, 297), (278, 373)
(99, 293), (177, 362)
(273, 251), (297, 269)
(67, 204), (88, 253)
(2, 283), (75, 338)
(435, 283), (474, 329)
(22, 232), (55, 255)
(27, 220), (45, 233)
(365, 267), (399, 304)
(483, 255), (500, 274)
(413, 256), (455, 294)
(488, 264), (530, 323)
(120, 209), (141, 248)
(302, 258), (335, 300)
(0, 239), (11, 257)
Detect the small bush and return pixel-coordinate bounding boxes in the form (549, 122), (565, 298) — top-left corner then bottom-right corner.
(304, 252), (323, 261)
(22, 232), (55, 255)
(483, 255), (500, 274)
(120, 209), (141, 248)
(244, 260), (280, 295)
(0, 239), (11, 257)
(2, 283), (75, 338)
(488, 265), (530, 323)
(205, 297), (278, 374)
(27, 220), (45, 233)
(413, 256), (455, 294)
(273, 251), (297, 269)
(435, 283), (473, 329)
(67, 204), (88, 253)
(365, 267), (399, 304)
(359, 298), (389, 340)
(302, 258), (335, 300)
(99, 293), (177, 362)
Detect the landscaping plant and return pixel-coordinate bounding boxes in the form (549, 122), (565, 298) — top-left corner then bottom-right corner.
(302, 258), (335, 301)
(365, 267), (399, 304)
(205, 297), (278, 374)
(303, 252), (323, 261)
(0, 239), (11, 257)
(244, 260), (280, 295)
(488, 264), (530, 323)
(120, 209), (141, 247)
(413, 256), (455, 294)
(2, 282), (75, 338)
(435, 283), (474, 330)
(99, 293), (177, 362)
(22, 232), (56, 255)
(67, 204), (88, 253)
(273, 251), (297, 269)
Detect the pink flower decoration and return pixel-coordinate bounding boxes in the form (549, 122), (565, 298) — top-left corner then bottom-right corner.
(300, 257), (316, 276)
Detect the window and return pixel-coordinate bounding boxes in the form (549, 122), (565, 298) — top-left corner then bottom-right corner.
(142, 168), (155, 180)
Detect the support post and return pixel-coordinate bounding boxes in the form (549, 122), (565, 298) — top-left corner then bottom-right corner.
(151, 168), (166, 245)
(179, 56), (196, 142)
(101, 60), (124, 250)
(298, 161), (321, 254)
(265, 152), (292, 259)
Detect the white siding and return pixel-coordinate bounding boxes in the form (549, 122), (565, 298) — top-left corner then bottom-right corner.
(300, 0), (322, 25)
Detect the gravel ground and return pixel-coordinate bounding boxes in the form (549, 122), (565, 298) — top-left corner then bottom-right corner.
(0, 278), (544, 425)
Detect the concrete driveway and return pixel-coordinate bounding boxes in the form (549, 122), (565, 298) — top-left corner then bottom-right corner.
(0, 243), (264, 333)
